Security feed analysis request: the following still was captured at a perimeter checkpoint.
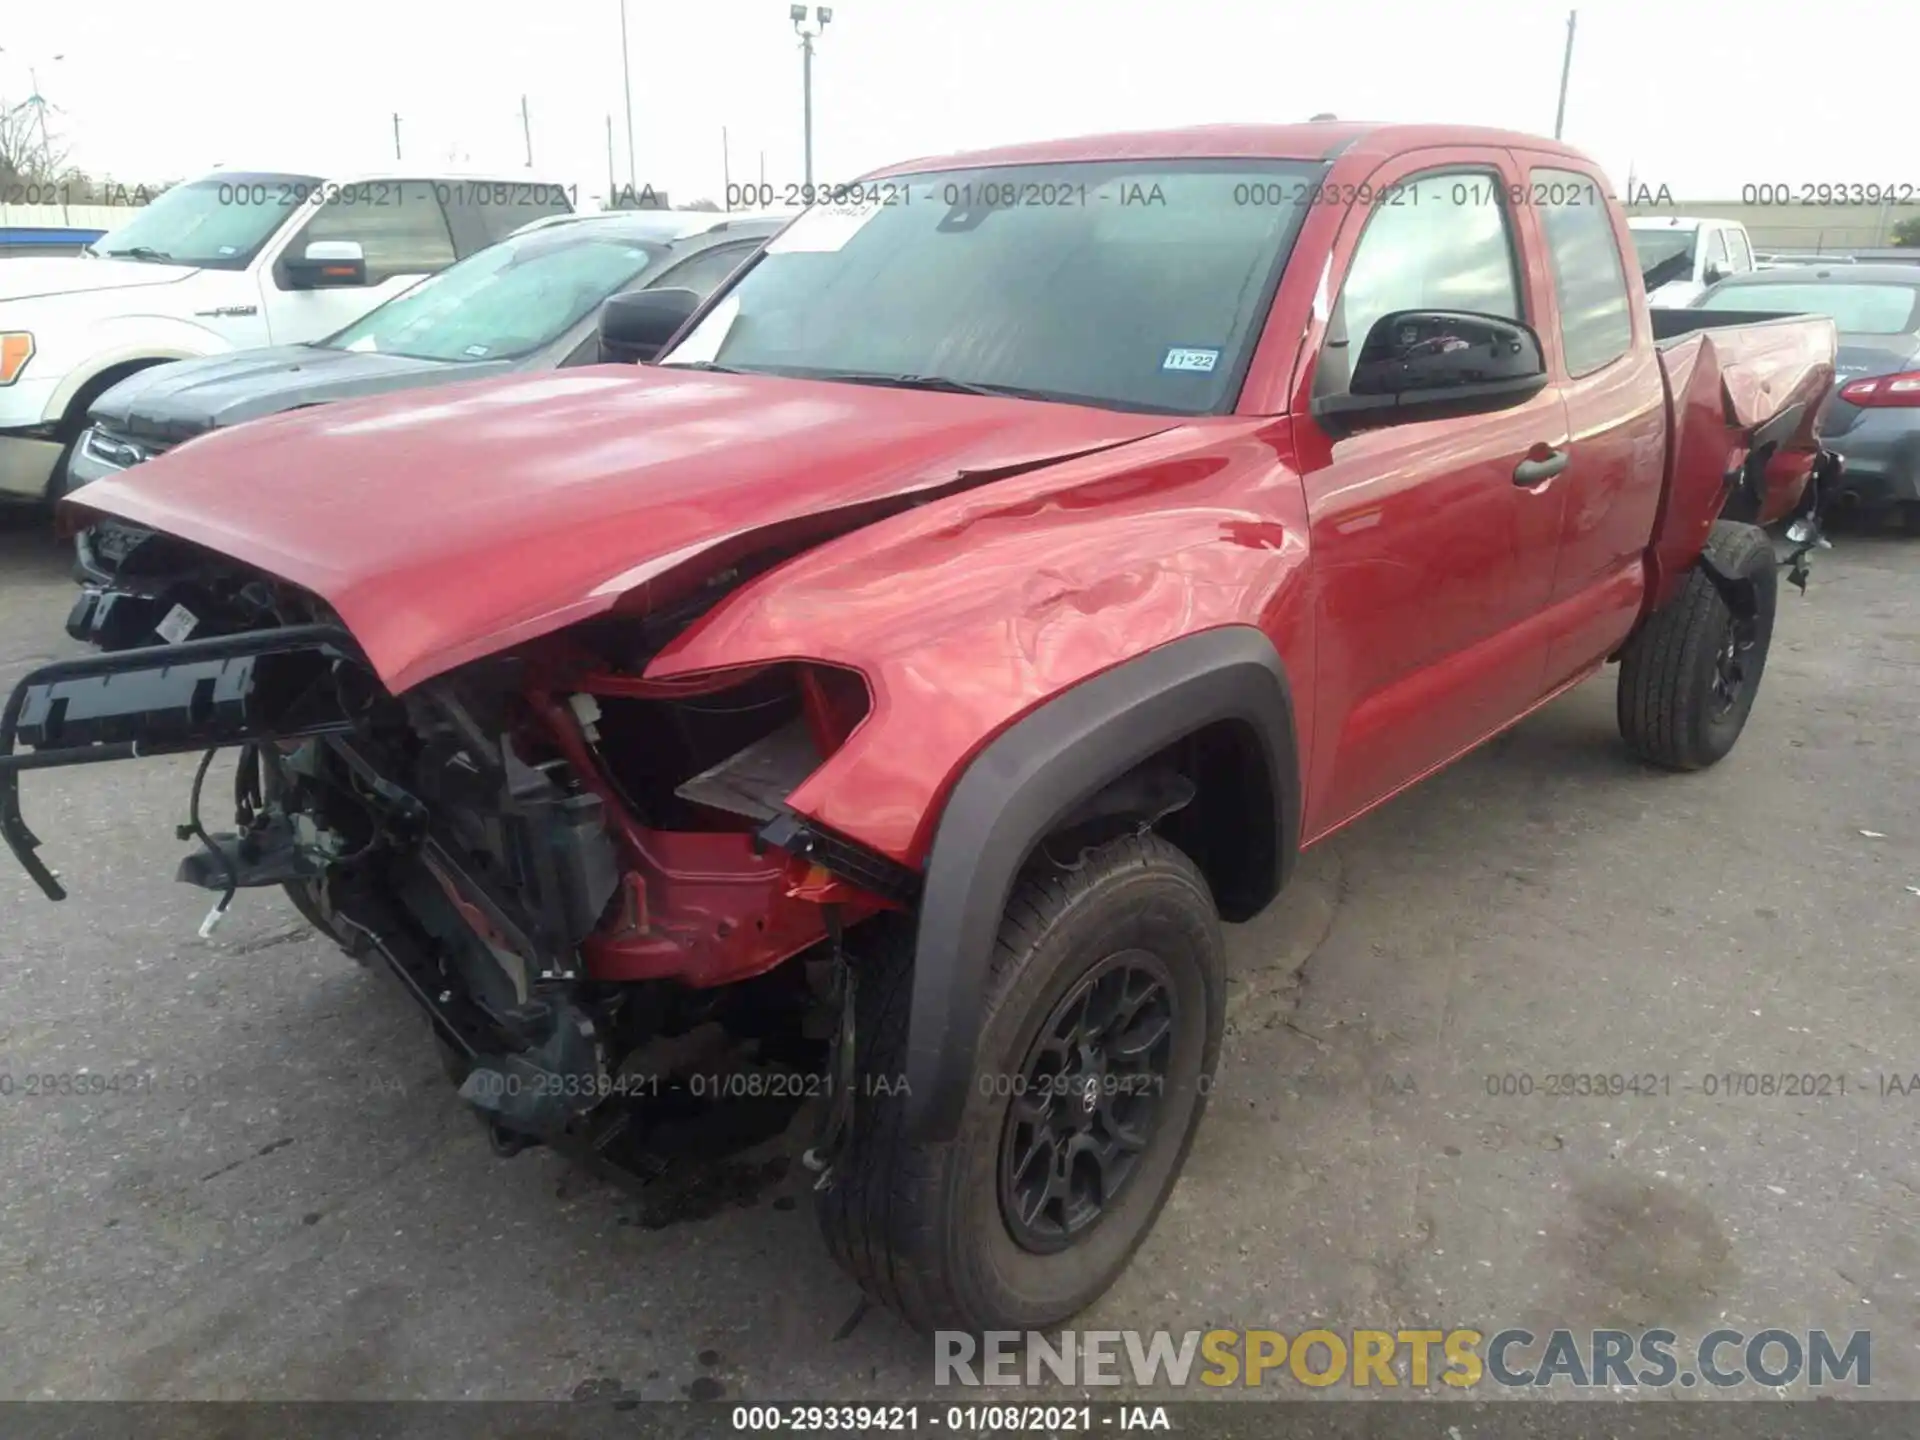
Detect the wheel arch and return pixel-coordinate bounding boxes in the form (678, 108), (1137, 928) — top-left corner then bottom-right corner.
(901, 625), (1300, 1141)
(49, 354), (184, 437)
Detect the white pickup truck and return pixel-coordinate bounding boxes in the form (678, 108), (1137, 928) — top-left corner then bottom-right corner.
(0, 168), (572, 503)
(1628, 215), (1759, 306)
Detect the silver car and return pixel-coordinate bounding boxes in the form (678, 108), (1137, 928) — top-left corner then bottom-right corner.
(1692, 264), (1920, 531)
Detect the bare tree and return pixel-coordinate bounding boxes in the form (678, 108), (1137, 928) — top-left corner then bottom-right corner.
(676, 197), (722, 212)
(0, 93), (71, 189)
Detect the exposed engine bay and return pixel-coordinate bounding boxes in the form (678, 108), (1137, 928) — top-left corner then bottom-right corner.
(2, 538), (917, 1186)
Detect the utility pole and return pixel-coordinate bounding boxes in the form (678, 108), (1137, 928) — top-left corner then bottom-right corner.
(392, 112), (402, 161)
(606, 114), (617, 205)
(722, 125), (732, 209)
(521, 95), (532, 167)
(1553, 10), (1577, 141)
(620, 0), (637, 190)
(790, 6), (833, 190)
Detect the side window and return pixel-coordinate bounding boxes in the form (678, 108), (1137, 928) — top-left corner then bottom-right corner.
(1704, 229), (1730, 267)
(282, 181), (455, 285)
(1532, 167), (1632, 378)
(445, 190), (574, 255)
(645, 241), (758, 299)
(1317, 171), (1522, 398)
(1727, 229), (1754, 273)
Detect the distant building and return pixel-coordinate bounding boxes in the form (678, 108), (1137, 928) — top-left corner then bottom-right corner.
(1623, 196), (1920, 255)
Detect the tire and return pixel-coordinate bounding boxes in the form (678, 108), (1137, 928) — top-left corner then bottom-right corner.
(1617, 519), (1777, 771)
(818, 833), (1225, 1333)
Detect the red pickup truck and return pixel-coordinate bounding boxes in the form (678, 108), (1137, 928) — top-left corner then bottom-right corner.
(4, 123), (1836, 1334)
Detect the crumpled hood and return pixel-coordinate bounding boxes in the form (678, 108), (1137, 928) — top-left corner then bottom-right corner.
(91, 344), (510, 442)
(67, 364), (1171, 692)
(0, 256), (197, 302)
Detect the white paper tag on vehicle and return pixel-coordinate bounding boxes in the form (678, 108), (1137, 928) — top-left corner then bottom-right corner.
(1162, 347), (1220, 373)
(155, 604), (199, 645)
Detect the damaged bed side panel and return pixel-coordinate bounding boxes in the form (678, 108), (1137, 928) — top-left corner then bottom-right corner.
(1647, 316), (1836, 612)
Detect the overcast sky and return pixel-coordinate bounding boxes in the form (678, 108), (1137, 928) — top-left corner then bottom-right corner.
(5, 1), (1914, 207)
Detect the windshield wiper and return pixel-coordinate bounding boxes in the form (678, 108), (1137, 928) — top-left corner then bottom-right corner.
(657, 360), (743, 373)
(102, 246), (174, 262)
(812, 371), (1049, 400)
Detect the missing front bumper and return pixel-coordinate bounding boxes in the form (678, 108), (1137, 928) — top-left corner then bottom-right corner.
(0, 624), (368, 899)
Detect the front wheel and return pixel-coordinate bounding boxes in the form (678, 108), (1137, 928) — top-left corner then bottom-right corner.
(1617, 519), (1778, 771)
(818, 833), (1224, 1333)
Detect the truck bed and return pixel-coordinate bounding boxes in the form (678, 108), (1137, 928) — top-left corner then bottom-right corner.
(1645, 310), (1837, 610)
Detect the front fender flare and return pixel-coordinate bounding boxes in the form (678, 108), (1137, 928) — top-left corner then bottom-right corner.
(903, 625), (1299, 1141)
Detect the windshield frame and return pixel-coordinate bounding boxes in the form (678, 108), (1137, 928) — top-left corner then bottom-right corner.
(91, 172), (322, 271)
(317, 227), (674, 363)
(656, 157), (1329, 417)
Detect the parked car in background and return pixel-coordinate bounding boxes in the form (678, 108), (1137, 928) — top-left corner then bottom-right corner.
(66, 210), (785, 579)
(1630, 215), (1757, 304)
(0, 169), (573, 506)
(1693, 264), (1920, 530)
(1757, 252), (1856, 270)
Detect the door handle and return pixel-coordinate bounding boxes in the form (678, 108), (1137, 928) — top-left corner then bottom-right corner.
(1513, 447), (1569, 486)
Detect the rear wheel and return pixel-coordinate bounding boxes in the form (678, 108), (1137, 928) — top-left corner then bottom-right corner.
(1617, 519), (1777, 770)
(817, 833), (1224, 1333)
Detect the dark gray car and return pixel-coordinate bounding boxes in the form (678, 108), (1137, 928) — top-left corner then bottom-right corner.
(67, 210), (785, 578)
(1692, 265), (1920, 529)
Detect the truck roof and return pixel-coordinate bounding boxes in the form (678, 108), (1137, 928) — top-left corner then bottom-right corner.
(868, 121), (1594, 177)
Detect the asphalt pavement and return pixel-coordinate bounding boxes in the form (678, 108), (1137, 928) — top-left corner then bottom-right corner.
(0, 507), (1915, 1402)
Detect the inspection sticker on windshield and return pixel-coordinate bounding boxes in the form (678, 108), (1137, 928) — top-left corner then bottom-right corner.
(155, 604), (199, 645)
(463, 345), (490, 358)
(1162, 347), (1220, 373)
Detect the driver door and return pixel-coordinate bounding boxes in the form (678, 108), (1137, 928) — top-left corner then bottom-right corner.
(1295, 151), (1570, 839)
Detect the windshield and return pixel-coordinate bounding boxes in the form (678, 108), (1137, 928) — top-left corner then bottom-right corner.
(659, 160), (1323, 414)
(325, 228), (666, 361)
(91, 173), (321, 270)
(1697, 281), (1920, 335)
(1630, 227), (1697, 276)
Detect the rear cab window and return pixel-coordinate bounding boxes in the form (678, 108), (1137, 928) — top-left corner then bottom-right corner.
(440, 182), (577, 256)
(1531, 167), (1633, 376)
(276, 180), (454, 286)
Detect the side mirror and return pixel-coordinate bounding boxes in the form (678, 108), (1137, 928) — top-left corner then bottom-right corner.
(284, 240), (368, 289)
(599, 287), (702, 363)
(1703, 261), (1729, 285)
(1312, 310), (1549, 435)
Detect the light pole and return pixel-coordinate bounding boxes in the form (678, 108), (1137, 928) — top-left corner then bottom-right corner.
(790, 5), (832, 191)
(620, 0), (637, 192)
(1553, 10), (1577, 141)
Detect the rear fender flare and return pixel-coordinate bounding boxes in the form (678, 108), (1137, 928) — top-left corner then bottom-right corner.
(901, 625), (1299, 1141)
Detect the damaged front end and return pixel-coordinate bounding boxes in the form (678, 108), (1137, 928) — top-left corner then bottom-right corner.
(3, 560), (916, 1186)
